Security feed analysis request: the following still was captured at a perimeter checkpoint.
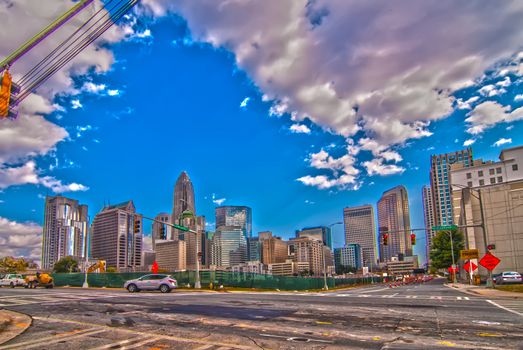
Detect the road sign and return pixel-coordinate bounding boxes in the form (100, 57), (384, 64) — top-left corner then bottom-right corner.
(460, 249), (479, 260)
(448, 266), (458, 273)
(463, 261), (477, 272)
(432, 225), (458, 231)
(479, 252), (500, 271)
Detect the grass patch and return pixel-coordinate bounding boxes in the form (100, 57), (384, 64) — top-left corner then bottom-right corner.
(495, 284), (523, 293)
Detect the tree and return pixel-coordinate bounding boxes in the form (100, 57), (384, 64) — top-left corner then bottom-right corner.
(106, 266), (117, 273)
(0, 257), (29, 273)
(53, 256), (79, 273)
(429, 229), (465, 269)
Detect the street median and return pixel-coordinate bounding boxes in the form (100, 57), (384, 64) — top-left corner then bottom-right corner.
(0, 310), (31, 345)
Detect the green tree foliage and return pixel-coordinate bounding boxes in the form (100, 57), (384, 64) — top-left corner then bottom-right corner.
(429, 229), (465, 269)
(106, 266), (117, 273)
(0, 257), (29, 273)
(53, 256), (79, 273)
(335, 264), (357, 275)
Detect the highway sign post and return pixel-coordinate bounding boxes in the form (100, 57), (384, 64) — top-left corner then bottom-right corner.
(460, 249), (479, 260)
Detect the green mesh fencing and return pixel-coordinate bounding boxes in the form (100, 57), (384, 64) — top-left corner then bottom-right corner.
(51, 271), (383, 290)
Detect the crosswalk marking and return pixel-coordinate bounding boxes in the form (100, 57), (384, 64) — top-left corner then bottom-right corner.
(487, 299), (523, 317)
(0, 292), (123, 307)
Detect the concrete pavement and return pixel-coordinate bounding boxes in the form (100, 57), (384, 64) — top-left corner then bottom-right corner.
(448, 282), (523, 299)
(0, 278), (521, 349)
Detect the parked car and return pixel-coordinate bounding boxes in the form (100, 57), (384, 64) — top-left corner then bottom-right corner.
(124, 274), (177, 293)
(0, 274), (25, 288)
(495, 271), (522, 285)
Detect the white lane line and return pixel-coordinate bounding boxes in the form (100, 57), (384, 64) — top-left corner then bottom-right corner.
(89, 336), (157, 350)
(487, 300), (523, 317)
(0, 329), (105, 350)
(457, 296), (462, 300)
(464, 297), (470, 300)
(123, 338), (162, 349)
(259, 333), (333, 344)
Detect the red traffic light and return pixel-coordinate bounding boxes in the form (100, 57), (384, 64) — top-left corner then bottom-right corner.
(487, 244), (496, 250)
(410, 233), (416, 245)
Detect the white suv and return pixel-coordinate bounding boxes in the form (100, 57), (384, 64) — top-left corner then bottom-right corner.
(495, 271), (522, 285)
(0, 274), (25, 288)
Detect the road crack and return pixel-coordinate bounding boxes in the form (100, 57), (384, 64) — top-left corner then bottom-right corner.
(244, 335), (265, 350)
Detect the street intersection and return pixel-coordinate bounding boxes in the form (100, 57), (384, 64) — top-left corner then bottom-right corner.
(0, 279), (521, 349)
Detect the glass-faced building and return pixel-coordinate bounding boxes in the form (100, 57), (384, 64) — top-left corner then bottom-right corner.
(215, 206), (252, 240)
(343, 205), (377, 267)
(42, 196), (88, 270)
(211, 226), (247, 268)
(295, 226), (333, 249)
(334, 244), (362, 272)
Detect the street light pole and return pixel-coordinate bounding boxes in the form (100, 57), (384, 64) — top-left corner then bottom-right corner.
(448, 230), (457, 284)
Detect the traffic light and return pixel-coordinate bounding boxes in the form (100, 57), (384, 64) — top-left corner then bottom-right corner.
(133, 219), (141, 234)
(383, 233), (389, 246)
(0, 69), (20, 119)
(159, 224), (166, 240)
(411, 233), (416, 246)
(487, 244), (496, 250)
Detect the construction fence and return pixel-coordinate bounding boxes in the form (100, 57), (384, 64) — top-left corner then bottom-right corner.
(52, 271), (382, 291)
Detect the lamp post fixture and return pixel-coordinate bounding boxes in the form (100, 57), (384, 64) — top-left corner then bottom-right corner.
(179, 207), (201, 289)
(322, 222), (343, 290)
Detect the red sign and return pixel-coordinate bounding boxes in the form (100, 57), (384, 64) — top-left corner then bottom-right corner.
(448, 266), (458, 273)
(463, 261), (477, 272)
(151, 261), (159, 274)
(479, 252), (500, 271)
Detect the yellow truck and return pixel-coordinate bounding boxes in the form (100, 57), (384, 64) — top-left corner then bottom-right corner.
(24, 272), (54, 289)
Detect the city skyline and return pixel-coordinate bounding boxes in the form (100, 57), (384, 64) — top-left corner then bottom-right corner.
(1, 1), (523, 268)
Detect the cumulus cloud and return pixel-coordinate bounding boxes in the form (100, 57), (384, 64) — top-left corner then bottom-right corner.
(239, 97), (250, 109)
(290, 123), (311, 134)
(492, 138), (512, 147)
(211, 193), (226, 206)
(363, 158), (405, 176)
(456, 96), (480, 110)
(71, 99), (83, 109)
(465, 101), (523, 134)
(515, 94), (523, 102)
(463, 139), (476, 146)
(0, 216), (42, 262)
(0, 161), (88, 193)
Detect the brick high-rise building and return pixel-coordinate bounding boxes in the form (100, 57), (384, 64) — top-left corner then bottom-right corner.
(288, 237), (324, 276)
(343, 204), (377, 267)
(377, 186), (412, 262)
(91, 200), (142, 270)
(42, 196), (88, 270)
(262, 236), (288, 264)
(422, 185), (436, 265)
(156, 240), (186, 271)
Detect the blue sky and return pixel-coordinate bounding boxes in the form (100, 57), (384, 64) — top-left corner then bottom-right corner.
(1, 1), (522, 264)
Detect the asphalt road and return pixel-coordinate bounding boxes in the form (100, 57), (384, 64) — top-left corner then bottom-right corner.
(0, 278), (521, 349)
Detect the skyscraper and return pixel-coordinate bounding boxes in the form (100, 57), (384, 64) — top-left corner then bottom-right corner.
(422, 186), (436, 264)
(377, 186), (412, 262)
(211, 226), (247, 268)
(42, 196), (88, 270)
(295, 226), (332, 249)
(334, 244), (363, 272)
(215, 206), (252, 240)
(430, 148), (473, 226)
(91, 200), (142, 270)
(288, 237), (324, 276)
(262, 236), (288, 264)
(343, 205), (377, 267)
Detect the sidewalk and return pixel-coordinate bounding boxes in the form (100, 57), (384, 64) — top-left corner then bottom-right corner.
(0, 310), (31, 345)
(447, 283), (523, 299)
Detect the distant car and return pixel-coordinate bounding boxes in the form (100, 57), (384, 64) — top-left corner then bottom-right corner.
(0, 274), (25, 288)
(124, 274), (177, 293)
(495, 271), (522, 285)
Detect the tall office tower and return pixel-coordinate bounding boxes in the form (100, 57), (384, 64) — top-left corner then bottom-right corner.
(258, 231), (273, 240)
(248, 237), (262, 261)
(295, 226), (332, 249)
(202, 231), (214, 267)
(262, 236), (288, 264)
(151, 212), (170, 250)
(288, 237), (324, 276)
(156, 240), (186, 271)
(430, 148), (473, 226)
(343, 205), (377, 267)
(211, 226), (247, 268)
(377, 186), (412, 262)
(91, 200), (142, 270)
(42, 196), (88, 270)
(422, 186), (436, 264)
(172, 171), (196, 239)
(215, 206), (252, 240)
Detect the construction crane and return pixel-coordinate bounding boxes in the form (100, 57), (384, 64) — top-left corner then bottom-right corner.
(0, 0), (140, 119)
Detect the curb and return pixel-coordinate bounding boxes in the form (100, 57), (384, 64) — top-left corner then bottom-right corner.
(445, 283), (523, 299)
(0, 310), (32, 345)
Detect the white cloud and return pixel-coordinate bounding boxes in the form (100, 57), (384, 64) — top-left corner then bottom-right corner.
(465, 101), (523, 134)
(463, 139), (476, 146)
(107, 89), (121, 96)
(211, 193), (226, 206)
(304, 199), (315, 205)
(506, 125), (514, 130)
(239, 97), (250, 109)
(515, 94), (523, 102)
(76, 125), (94, 138)
(0, 216), (42, 263)
(363, 158), (405, 176)
(142, 0), (523, 150)
(82, 82), (107, 94)
(0, 161), (88, 193)
(456, 96), (479, 110)
(71, 99), (83, 109)
(289, 123), (311, 134)
(135, 29), (153, 39)
(492, 138), (512, 147)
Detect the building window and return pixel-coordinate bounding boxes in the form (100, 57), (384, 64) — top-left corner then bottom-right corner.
(496, 167), (502, 174)
(498, 176), (503, 183)
(490, 178), (496, 184)
(489, 168), (495, 175)
(479, 179), (485, 186)
(478, 170), (483, 177)
(467, 181), (473, 187)
(513, 164), (519, 171)
(466, 173), (472, 179)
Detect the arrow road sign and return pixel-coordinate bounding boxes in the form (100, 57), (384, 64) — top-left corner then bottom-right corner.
(479, 252), (501, 271)
(463, 261), (478, 272)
